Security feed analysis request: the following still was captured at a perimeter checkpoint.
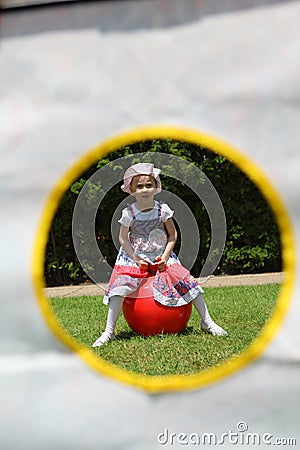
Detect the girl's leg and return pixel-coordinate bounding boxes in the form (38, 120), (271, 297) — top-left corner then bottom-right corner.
(192, 293), (227, 336)
(92, 295), (124, 347)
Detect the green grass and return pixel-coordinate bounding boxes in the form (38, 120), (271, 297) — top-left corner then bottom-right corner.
(49, 284), (280, 376)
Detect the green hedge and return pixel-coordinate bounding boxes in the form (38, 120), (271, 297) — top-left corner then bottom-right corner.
(45, 139), (282, 286)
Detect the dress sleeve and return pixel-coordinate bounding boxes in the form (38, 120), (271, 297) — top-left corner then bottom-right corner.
(118, 208), (133, 227)
(161, 203), (174, 222)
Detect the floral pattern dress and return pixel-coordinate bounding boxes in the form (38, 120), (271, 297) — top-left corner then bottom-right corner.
(103, 201), (203, 307)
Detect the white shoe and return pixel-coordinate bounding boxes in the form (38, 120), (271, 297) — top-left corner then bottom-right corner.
(92, 332), (115, 347)
(201, 320), (227, 336)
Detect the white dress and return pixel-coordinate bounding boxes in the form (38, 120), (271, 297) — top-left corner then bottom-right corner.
(103, 201), (203, 306)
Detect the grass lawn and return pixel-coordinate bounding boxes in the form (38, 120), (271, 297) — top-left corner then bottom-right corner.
(49, 284), (280, 376)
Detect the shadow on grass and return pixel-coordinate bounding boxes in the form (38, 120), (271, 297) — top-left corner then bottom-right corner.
(115, 330), (139, 341)
(178, 326), (196, 336)
(115, 326), (196, 341)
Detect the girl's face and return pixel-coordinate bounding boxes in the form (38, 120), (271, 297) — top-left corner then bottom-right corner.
(130, 175), (157, 205)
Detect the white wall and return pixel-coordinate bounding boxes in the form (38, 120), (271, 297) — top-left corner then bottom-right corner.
(1, 1), (299, 448)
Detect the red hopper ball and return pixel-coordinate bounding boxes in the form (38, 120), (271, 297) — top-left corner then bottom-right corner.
(122, 276), (192, 336)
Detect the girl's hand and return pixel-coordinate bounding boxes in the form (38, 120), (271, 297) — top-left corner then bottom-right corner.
(133, 254), (148, 271)
(138, 260), (149, 271)
(156, 256), (167, 272)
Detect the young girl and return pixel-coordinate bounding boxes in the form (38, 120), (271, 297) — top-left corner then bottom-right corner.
(92, 163), (227, 347)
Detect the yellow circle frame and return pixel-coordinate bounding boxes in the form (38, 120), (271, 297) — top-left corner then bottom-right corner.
(32, 125), (296, 393)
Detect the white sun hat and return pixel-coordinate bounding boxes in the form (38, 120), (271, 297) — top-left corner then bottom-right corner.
(121, 162), (162, 194)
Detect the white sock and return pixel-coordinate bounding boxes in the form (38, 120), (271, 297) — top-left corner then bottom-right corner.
(192, 293), (213, 326)
(103, 295), (124, 337)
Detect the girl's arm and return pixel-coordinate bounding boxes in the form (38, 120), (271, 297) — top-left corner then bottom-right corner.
(119, 224), (148, 270)
(156, 218), (177, 270)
